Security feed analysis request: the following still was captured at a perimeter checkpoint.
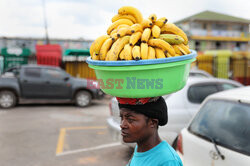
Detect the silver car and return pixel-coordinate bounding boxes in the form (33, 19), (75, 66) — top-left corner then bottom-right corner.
(107, 77), (243, 148)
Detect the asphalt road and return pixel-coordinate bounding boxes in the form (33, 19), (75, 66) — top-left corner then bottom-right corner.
(0, 97), (133, 166)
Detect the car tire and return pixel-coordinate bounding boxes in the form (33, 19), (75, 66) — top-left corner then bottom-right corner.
(75, 90), (92, 107)
(0, 90), (17, 109)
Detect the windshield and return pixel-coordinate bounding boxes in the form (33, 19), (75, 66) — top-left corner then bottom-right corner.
(189, 99), (250, 156)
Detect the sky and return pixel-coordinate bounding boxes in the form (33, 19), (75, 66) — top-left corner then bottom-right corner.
(0, 0), (249, 40)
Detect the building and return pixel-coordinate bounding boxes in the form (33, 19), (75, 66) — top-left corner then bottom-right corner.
(175, 10), (250, 53)
(0, 37), (93, 55)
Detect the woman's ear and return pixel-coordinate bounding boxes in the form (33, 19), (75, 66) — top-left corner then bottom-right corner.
(149, 118), (159, 128)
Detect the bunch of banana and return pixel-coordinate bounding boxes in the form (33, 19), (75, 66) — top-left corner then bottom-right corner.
(90, 6), (191, 61)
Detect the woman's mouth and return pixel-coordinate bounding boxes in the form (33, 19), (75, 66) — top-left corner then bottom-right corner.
(121, 131), (129, 137)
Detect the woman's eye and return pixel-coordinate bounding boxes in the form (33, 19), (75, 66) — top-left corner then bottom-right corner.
(128, 119), (134, 123)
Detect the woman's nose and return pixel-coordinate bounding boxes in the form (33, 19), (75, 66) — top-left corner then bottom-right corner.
(120, 119), (128, 129)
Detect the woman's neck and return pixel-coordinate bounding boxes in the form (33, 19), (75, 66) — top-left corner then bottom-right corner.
(136, 132), (162, 152)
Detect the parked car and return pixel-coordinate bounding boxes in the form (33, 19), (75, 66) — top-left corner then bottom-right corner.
(176, 86), (250, 166)
(107, 77), (243, 147)
(0, 65), (103, 108)
(189, 69), (213, 78)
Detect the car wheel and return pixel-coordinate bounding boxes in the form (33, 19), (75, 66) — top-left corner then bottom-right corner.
(0, 90), (17, 108)
(75, 91), (92, 107)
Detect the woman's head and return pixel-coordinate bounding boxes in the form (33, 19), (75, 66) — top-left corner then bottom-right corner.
(118, 96), (168, 143)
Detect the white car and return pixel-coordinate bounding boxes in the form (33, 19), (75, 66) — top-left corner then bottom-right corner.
(107, 77), (243, 147)
(189, 69), (213, 78)
(177, 86), (250, 166)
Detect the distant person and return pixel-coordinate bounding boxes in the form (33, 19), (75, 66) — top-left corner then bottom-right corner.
(117, 96), (183, 166)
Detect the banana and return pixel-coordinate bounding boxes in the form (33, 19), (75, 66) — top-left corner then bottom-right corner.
(159, 34), (184, 45)
(119, 49), (126, 60)
(148, 46), (156, 59)
(155, 48), (166, 59)
(117, 24), (130, 30)
(107, 19), (133, 35)
(118, 6), (143, 23)
(161, 23), (188, 45)
(172, 45), (182, 55)
(110, 32), (118, 41)
(132, 46), (141, 60)
(141, 19), (153, 29)
(166, 53), (172, 57)
(117, 27), (132, 37)
(152, 25), (161, 38)
(148, 39), (175, 56)
(110, 29), (118, 36)
(141, 28), (151, 43)
(112, 14), (136, 23)
(129, 31), (142, 46)
(148, 14), (157, 23)
(99, 38), (113, 60)
(109, 36), (130, 61)
(90, 35), (110, 60)
(140, 43), (148, 60)
(130, 23), (143, 33)
(154, 17), (168, 28)
(124, 44), (133, 60)
(178, 43), (191, 54)
(105, 50), (111, 61)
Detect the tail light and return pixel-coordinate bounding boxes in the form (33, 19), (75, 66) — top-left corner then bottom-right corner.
(109, 101), (113, 116)
(177, 134), (183, 154)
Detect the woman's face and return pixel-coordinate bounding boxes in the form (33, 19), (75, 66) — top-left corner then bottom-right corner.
(119, 108), (152, 143)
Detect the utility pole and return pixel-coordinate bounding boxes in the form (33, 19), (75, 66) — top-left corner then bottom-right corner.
(42, 0), (50, 44)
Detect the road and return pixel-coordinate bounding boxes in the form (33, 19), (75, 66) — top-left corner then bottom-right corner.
(0, 97), (133, 166)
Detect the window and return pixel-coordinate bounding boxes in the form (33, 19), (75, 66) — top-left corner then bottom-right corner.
(188, 84), (218, 103)
(188, 100), (250, 155)
(24, 68), (41, 78)
(221, 83), (238, 90)
(44, 69), (65, 80)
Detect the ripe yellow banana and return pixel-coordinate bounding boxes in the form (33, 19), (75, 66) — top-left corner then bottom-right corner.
(141, 19), (153, 29)
(166, 53), (172, 57)
(148, 14), (157, 23)
(161, 23), (188, 45)
(109, 36), (130, 61)
(118, 6), (143, 23)
(112, 14), (136, 23)
(107, 19), (133, 35)
(117, 27), (132, 37)
(178, 43), (191, 54)
(129, 32), (142, 46)
(90, 35), (110, 60)
(105, 50), (111, 61)
(159, 34), (184, 45)
(110, 32), (118, 41)
(148, 46), (156, 59)
(132, 46), (141, 60)
(155, 48), (166, 59)
(148, 39), (175, 56)
(110, 29), (118, 36)
(117, 24), (130, 30)
(140, 43), (148, 60)
(152, 25), (161, 38)
(154, 17), (168, 28)
(172, 45), (182, 55)
(99, 38), (113, 60)
(141, 28), (151, 43)
(119, 49), (126, 60)
(124, 44), (133, 60)
(130, 23), (143, 33)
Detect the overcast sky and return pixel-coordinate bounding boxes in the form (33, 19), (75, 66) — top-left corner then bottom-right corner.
(0, 0), (249, 40)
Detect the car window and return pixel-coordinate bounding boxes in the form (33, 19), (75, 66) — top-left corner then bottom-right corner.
(221, 83), (238, 90)
(188, 84), (219, 103)
(24, 68), (41, 78)
(43, 69), (65, 80)
(189, 100), (250, 155)
(189, 73), (208, 78)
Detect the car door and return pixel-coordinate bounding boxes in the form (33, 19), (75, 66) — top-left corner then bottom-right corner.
(20, 67), (46, 98)
(41, 68), (72, 99)
(185, 83), (220, 116)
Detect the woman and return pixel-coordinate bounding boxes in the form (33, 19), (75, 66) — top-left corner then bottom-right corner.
(117, 96), (183, 166)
